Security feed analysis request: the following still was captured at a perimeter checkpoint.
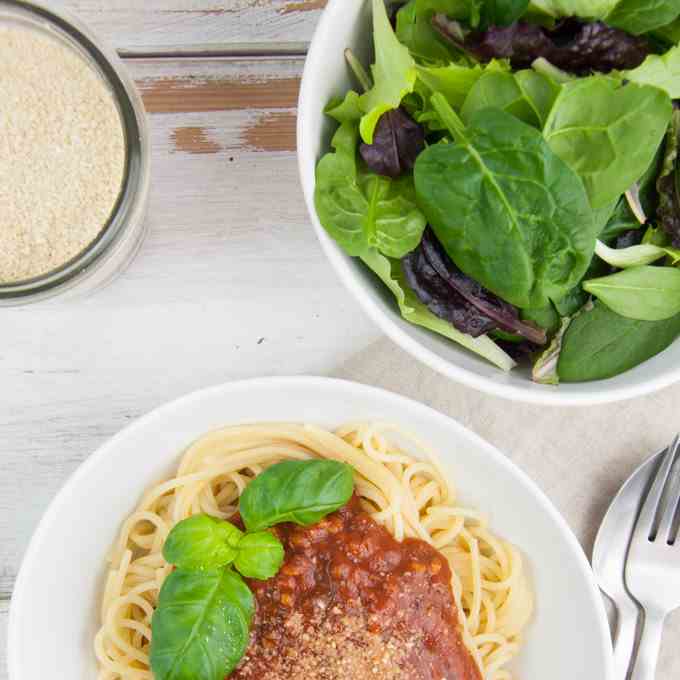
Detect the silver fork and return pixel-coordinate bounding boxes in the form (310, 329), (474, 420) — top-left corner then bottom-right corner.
(626, 435), (680, 680)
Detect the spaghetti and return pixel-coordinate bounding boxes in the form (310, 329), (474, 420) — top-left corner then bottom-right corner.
(95, 422), (533, 680)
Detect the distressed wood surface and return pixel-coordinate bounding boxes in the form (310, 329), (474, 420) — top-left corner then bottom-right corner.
(51, 0), (326, 54)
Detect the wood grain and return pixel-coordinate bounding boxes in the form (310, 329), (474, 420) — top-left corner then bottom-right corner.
(50, 0), (327, 54)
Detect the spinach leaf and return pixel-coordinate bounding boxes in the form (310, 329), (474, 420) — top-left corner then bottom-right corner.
(150, 568), (253, 680)
(461, 69), (558, 128)
(657, 108), (680, 246)
(360, 0), (417, 144)
(239, 460), (354, 532)
(416, 60), (507, 111)
(625, 46), (680, 99)
(359, 109), (425, 178)
(558, 300), (680, 381)
(654, 18), (680, 44)
(361, 248), (517, 370)
(314, 121), (426, 257)
(606, 0), (680, 36)
(529, 0), (617, 18)
(480, 0), (530, 28)
(584, 265), (680, 321)
(522, 304), (561, 334)
(414, 97), (596, 309)
(544, 77), (671, 209)
(532, 316), (572, 384)
(234, 531), (285, 581)
(163, 515), (242, 571)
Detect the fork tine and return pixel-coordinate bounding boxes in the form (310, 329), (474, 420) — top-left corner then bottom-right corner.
(657, 436), (680, 543)
(633, 435), (679, 543)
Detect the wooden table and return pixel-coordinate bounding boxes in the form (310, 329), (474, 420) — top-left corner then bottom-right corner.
(1, 2), (679, 678)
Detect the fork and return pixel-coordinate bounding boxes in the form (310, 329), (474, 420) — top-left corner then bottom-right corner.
(626, 435), (680, 680)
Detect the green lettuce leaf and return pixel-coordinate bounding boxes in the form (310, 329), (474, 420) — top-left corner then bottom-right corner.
(528, 0), (617, 19)
(606, 0), (680, 36)
(624, 45), (680, 99)
(360, 0), (417, 144)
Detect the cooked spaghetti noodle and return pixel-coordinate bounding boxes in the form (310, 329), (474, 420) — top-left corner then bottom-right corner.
(95, 422), (533, 680)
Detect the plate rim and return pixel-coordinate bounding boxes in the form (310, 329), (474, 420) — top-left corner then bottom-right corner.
(7, 375), (614, 679)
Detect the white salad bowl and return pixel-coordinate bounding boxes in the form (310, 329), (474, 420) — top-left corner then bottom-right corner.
(297, 0), (680, 406)
(8, 377), (613, 680)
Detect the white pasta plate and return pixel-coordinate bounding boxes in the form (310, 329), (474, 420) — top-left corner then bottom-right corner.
(7, 377), (613, 679)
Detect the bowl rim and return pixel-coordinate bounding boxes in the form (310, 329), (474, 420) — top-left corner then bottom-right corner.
(296, 0), (680, 406)
(7, 376), (614, 680)
(0, 0), (151, 305)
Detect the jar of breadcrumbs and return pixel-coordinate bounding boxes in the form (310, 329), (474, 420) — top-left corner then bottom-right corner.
(0, 0), (150, 305)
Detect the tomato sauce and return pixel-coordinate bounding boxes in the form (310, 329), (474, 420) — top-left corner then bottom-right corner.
(231, 495), (481, 680)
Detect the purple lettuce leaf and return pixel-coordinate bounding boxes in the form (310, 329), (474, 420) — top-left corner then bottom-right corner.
(403, 229), (547, 344)
(432, 15), (649, 73)
(657, 108), (680, 247)
(359, 108), (426, 178)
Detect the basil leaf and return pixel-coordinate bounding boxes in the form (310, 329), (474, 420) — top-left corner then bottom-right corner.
(625, 45), (680, 99)
(239, 460), (354, 532)
(359, 0), (416, 144)
(558, 300), (680, 381)
(150, 568), (253, 680)
(361, 248), (517, 370)
(234, 531), (285, 580)
(606, 0), (680, 36)
(544, 77), (672, 209)
(414, 98), (596, 309)
(163, 515), (242, 571)
(314, 121), (426, 258)
(583, 265), (680, 321)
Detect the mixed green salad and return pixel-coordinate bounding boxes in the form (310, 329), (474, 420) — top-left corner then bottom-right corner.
(314, 0), (680, 384)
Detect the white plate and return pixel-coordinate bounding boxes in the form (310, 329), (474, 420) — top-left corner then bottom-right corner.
(7, 377), (613, 679)
(297, 0), (680, 406)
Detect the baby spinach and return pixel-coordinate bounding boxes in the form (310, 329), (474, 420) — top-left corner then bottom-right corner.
(240, 460), (354, 532)
(558, 300), (680, 381)
(584, 265), (680, 321)
(396, 0), (461, 62)
(162, 515), (242, 571)
(360, 0), (417, 144)
(150, 568), (253, 680)
(233, 531), (285, 581)
(480, 0), (530, 28)
(544, 77), (672, 209)
(414, 96), (596, 309)
(461, 69), (558, 128)
(361, 248), (517, 370)
(594, 239), (680, 268)
(314, 121), (426, 258)
(606, 0), (680, 36)
(625, 46), (680, 99)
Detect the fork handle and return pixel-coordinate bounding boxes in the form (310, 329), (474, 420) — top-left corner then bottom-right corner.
(629, 608), (666, 680)
(612, 597), (640, 679)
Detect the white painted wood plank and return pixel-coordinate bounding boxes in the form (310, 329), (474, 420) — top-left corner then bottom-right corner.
(50, 0), (326, 54)
(0, 57), (379, 600)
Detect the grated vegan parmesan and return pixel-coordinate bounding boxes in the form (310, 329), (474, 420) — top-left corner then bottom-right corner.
(0, 24), (126, 283)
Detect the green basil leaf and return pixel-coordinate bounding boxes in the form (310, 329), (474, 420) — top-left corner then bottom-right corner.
(314, 121), (426, 258)
(234, 531), (285, 580)
(544, 76), (672, 209)
(558, 300), (680, 381)
(414, 98), (596, 309)
(359, 0), (416, 144)
(624, 45), (680, 99)
(150, 568), (253, 680)
(583, 265), (680, 321)
(360, 249), (516, 370)
(163, 515), (242, 571)
(606, 0), (680, 36)
(239, 460), (354, 532)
